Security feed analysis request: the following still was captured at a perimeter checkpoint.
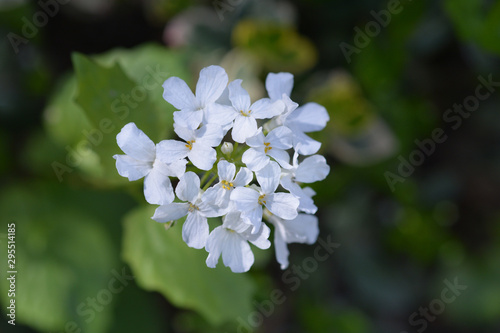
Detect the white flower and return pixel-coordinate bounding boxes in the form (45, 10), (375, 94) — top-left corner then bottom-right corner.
(280, 150), (330, 214)
(152, 172), (217, 249)
(162, 65), (228, 130)
(231, 162), (299, 233)
(205, 211), (271, 273)
(242, 126), (293, 171)
(265, 72), (329, 155)
(202, 160), (253, 213)
(206, 80), (285, 143)
(113, 122), (186, 205)
(265, 211), (319, 269)
(156, 124), (223, 171)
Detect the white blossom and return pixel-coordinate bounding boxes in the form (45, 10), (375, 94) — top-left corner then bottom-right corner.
(265, 72), (330, 155)
(206, 79), (285, 143)
(152, 172), (218, 249)
(265, 211), (319, 269)
(280, 149), (330, 213)
(163, 65), (228, 130)
(242, 126), (293, 171)
(156, 124), (223, 171)
(231, 162), (299, 233)
(113, 122), (186, 205)
(205, 212), (271, 273)
(202, 160), (253, 214)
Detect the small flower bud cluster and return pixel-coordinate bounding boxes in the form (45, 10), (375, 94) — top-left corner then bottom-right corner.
(114, 66), (330, 273)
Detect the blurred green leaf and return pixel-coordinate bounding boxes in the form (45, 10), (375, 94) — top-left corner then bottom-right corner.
(445, 0), (500, 55)
(122, 206), (255, 325)
(0, 183), (117, 333)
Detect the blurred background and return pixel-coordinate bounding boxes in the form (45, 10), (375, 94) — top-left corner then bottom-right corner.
(1, 0), (500, 332)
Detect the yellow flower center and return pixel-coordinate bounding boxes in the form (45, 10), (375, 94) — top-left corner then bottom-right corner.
(258, 194), (267, 205)
(185, 140), (195, 150)
(240, 110), (252, 117)
(264, 142), (272, 153)
(188, 203), (198, 212)
(221, 180), (234, 191)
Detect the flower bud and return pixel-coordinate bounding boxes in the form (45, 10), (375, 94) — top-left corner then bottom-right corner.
(221, 142), (233, 155)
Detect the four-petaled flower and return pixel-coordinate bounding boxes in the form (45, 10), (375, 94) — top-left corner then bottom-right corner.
(113, 122), (186, 205)
(163, 65), (228, 130)
(205, 212), (271, 273)
(242, 126), (293, 171)
(152, 172), (218, 249)
(280, 149), (330, 214)
(157, 124), (223, 171)
(231, 162), (299, 233)
(202, 160), (253, 214)
(206, 79), (285, 143)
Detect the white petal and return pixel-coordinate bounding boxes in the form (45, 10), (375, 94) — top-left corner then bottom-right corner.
(175, 171), (200, 202)
(286, 102), (329, 133)
(266, 126), (293, 150)
(205, 103), (237, 127)
(173, 110), (203, 130)
(116, 122), (156, 161)
(282, 214), (319, 244)
(188, 144), (216, 171)
(295, 155), (330, 183)
(162, 77), (197, 110)
(232, 115), (257, 143)
(242, 147), (269, 171)
(267, 148), (291, 169)
(154, 158), (188, 178)
(241, 208), (263, 234)
(228, 79), (251, 112)
(281, 176), (317, 214)
(114, 155), (151, 181)
(222, 234), (254, 273)
(265, 193), (299, 220)
(152, 203), (189, 222)
(233, 167), (253, 187)
(246, 223), (271, 250)
(156, 140), (190, 164)
(292, 130), (322, 155)
(182, 211), (209, 249)
(217, 160), (236, 181)
(265, 72), (294, 101)
(272, 219), (290, 269)
(251, 98), (285, 119)
(173, 125), (196, 142)
(256, 161), (280, 194)
(230, 187), (260, 211)
(195, 65), (228, 106)
(205, 226), (225, 268)
(143, 167), (175, 205)
(201, 185), (222, 206)
(245, 128), (265, 148)
(195, 124), (223, 147)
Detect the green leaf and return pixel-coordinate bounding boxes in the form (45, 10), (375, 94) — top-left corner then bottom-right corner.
(122, 206), (255, 325)
(0, 183), (118, 333)
(43, 44), (189, 185)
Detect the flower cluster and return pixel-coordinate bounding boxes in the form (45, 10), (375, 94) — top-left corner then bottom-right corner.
(114, 65), (330, 273)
